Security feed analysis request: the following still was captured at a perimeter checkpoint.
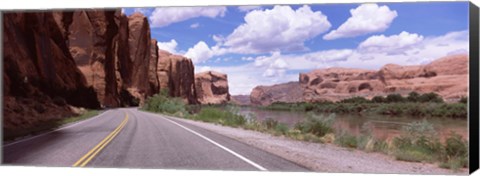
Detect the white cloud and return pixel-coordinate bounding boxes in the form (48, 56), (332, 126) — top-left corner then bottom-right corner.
(323, 4), (398, 40)
(190, 23), (200, 28)
(149, 6), (227, 28)
(358, 31), (424, 54)
(134, 8), (150, 15)
(238, 6), (262, 12)
(191, 30), (468, 95)
(184, 41), (214, 64)
(157, 39), (178, 54)
(223, 5), (331, 54)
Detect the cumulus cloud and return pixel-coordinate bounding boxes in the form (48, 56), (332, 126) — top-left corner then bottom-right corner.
(184, 41), (215, 64)
(157, 39), (178, 54)
(223, 5), (331, 54)
(358, 31), (424, 54)
(323, 4), (398, 40)
(149, 6), (227, 28)
(238, 6), (262, 12)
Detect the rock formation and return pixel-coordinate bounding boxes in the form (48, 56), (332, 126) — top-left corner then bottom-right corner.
(249, 54), (468, 105)
(300, 54), (468, 103)
(2, 10), (204, 139)
(250, 82), (303, 106)
(3, 12), (100, 137)
(195, 71), (230, 104)
(157, 49), (197, 104)
(230, 95), (251, 106)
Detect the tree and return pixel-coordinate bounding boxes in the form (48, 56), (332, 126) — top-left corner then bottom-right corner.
(418, 92), (443, 103)
(386, 94), (405, 103)
(407, 91), (420, 102)
(371, 96), (385, 103)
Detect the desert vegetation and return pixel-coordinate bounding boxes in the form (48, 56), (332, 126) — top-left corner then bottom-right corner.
(143, 92), (468, 170)
(264, 92), (467, 119)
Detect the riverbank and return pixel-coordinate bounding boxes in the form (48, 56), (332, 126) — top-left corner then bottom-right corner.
(142, 92), (469, 171)
(168, 115), (465, 174)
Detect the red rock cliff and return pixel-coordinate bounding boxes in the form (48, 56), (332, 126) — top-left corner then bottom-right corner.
(3, 12), (100, 136)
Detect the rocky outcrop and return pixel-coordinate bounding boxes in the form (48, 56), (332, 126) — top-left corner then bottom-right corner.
(3, 12), (100, 137)
(230, 95), (251, 106)
(300, 54), (468, 102)
(148, 39), (160, 95)
(250, 82), (303, 106)
(195, 71), (230, 104)
(61, 10), (122, 107)
(157, 49), (197, 104)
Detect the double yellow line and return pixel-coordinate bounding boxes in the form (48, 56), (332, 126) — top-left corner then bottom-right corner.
(72, 113), (129, 167)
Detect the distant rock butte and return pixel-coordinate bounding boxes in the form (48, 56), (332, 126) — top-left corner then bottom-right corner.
(230, 95), (251, 106)
(250, 54), (468, 105)
(250, 82), (303, 106)
(195, 71), (231, 104)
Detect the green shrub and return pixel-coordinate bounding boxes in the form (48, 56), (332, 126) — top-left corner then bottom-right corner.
(407, 92), (420, 102)
(340, 96), (370, 104)
(392, 120), (442, 162)
(335, 131), (358, 148)
(193, 107), (246, 127)
(371, 96), (386, 103)
(143, 91), (187, 115)
(386, 94), (405, 103)
(263, 118), (279, 129)
(295, 113), (335, 137)
(274, 123), (289, 135)
(418, 92), (444, 103)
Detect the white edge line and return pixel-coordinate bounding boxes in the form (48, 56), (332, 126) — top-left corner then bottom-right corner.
(3, 110), (110, 147)
(159, 115), (268, 171)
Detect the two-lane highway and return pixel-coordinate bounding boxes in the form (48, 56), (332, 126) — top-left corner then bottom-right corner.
(3, 108), (308, 171)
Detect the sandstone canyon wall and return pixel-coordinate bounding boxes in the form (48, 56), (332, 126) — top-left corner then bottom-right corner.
(194, 71), (230, 104)
(250, 54), (468, 105)
(3, 12), (100, 135)
(3, 10), (215, 137)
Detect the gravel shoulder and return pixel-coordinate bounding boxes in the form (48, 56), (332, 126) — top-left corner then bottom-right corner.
(170, 116), (467, 175)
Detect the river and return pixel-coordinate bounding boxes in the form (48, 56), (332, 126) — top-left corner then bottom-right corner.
(238, 106), (468, 141)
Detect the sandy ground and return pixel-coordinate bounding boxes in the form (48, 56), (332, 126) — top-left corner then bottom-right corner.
(172, 117), (468, 175)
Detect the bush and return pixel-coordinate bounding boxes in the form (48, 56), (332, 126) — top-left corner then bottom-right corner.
(459, 97), (468, 104)
(143, 91), (187, 115)
(386, 94), (405, 103)
(407, 92), (420, 102)
(263, 118), (279, 129)
(274, 123), (289, 135)
(392, 120), (442, 162)
(340, 96), (370, 104)
(193, 107), (246, 127)
(371, 96), (386, 103)
(335, 131), (358, 148)
(295, 113), (335, 137)
(418, 92), (444, 103)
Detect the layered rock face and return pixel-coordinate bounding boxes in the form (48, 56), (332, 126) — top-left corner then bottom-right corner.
(250, 82), (303, 106)
(300, 54), (468, 102)
(157, 49), (197, 104)
(3, 12), (100, 135)
(195, 71), (230, 104)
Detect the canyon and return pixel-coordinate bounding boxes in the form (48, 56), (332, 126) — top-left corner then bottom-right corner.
(3, 10), (229, 136)
(250, 54), (468, 105)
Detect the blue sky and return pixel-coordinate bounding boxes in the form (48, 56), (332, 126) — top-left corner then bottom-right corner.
(122, 2), (469, 95)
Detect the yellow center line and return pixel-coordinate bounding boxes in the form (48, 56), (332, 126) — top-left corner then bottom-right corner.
(72, 113), (129, 167)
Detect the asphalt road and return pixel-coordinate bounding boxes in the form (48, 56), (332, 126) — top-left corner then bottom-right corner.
(2, 108), (309, 171)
